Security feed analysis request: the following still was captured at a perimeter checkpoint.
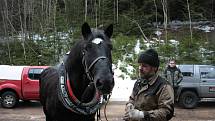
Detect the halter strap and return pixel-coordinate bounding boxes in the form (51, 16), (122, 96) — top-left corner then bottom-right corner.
(82, 55), (107, 81)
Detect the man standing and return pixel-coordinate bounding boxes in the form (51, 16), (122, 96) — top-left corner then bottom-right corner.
(164, 59), (183, 98)
(123, 49), (174, 121)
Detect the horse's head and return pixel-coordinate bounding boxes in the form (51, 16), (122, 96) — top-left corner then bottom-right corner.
(81, 22), (114, 95)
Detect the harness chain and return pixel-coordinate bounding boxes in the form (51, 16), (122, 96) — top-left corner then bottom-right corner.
(58, 62), (103, 115)
(57, 53), (111, 118)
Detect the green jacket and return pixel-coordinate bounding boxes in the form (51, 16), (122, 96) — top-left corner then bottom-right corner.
(126, 74), (174, 121)
(164, 66), (183, 87)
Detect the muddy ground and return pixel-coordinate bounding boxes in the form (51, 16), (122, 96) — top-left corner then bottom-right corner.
(0, 101), (215, 121)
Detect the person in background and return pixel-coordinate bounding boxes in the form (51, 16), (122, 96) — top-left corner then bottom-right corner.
(123, 49), (174, 121)
(164, 59), (183, 98)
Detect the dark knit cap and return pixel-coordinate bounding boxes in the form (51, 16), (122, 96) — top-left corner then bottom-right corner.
(138, 49), (160, 67)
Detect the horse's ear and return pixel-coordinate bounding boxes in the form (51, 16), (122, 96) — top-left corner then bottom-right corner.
(82, 22), (92, 39)
(104, 24), (113, 38)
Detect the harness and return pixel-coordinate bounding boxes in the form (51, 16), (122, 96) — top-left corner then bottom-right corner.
(58, 54), (110, 115)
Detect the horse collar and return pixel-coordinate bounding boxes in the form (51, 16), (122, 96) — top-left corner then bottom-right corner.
(58, 62), (105, 115)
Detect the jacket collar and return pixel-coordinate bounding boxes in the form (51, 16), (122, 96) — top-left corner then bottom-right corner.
(137, 74), (159, 95)
(139, 73), (159, 86)
(148, 74), (159, 86)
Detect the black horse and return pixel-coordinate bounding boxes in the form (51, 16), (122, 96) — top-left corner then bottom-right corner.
(39, 22), (114, 121)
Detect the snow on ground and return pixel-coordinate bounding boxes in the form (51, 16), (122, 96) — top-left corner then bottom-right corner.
(169, 39), (179, 45)
(110, 61), (135, 101)
(110, 74), (134, 101)
(194, 25), (215, 32)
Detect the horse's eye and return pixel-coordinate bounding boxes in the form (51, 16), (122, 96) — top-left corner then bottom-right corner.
(108, 44), (113, 50)
(85, 43), (92, 50)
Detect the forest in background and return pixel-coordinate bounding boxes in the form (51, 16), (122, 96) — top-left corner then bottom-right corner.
(0, 0), (215, 77)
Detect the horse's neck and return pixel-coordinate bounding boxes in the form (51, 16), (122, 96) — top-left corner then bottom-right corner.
(65, 42), (93, 101)
(65, 44), (83, 90)
(66, 59), (91, 101)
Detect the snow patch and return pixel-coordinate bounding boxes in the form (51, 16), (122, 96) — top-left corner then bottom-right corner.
(194, 25), (215, 32)
(134, 39), (141, 54)
(110, 61), (135, 101)
(155, 30), (162, 36)
(169, 39), (179, 45)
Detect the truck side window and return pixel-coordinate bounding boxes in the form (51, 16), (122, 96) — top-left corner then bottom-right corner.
(182, 72), (193, 77)
(200, 67), (215, 79)
(179, 65), (194, 77)
(201, 71), (215, 79)
(28, 68), (44, 80)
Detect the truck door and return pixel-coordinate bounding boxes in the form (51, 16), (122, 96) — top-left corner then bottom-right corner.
(200, 66), (215, 97)
(22, 68), (44, 99)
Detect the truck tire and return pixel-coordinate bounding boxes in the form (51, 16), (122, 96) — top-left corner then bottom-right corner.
(1, 91), (18, 108)
(179, 91), (199, 109)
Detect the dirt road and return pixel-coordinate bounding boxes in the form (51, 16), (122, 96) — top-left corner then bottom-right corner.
(1, 101), (215, 121)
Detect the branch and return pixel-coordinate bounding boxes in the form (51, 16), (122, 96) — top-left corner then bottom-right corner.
(122, 15), (150, 43)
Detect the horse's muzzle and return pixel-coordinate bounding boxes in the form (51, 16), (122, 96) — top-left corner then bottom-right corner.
(95, 78), (114, 94)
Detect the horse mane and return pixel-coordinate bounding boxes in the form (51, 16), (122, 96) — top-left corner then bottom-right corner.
(65, 41), (84, 73)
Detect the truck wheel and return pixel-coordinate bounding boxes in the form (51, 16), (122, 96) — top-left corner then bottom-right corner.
(1, 91), (18, 108)
(179, 91), (199, 109)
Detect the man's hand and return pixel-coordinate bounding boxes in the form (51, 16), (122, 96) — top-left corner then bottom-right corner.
(125, 103), (134, 112)
(123, 109), (144, 120)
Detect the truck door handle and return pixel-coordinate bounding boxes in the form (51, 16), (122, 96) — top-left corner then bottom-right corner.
(202, 80), (207, 82)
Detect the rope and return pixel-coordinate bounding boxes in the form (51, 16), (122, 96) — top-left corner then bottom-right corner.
(97, 109), (101, 121)
(96, 93), (111, 121)
(104, 93), (111, 121)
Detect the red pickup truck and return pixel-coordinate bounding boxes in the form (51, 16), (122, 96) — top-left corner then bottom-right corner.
(0, 65), (49, 108)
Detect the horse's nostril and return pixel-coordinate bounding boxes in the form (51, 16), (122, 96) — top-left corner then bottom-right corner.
(96, 79), (103, 88)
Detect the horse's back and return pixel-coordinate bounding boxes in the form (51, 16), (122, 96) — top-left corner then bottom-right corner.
(39, 67), (59, 105)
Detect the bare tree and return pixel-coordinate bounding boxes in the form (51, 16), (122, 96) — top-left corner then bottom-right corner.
(161, 0), (168, 43)
(85, 0), (88, 21)
(187, 0), (193, 43)
(95, 0), (97, 28)
(211, 0), (214, 21)
(116, 0), (118, 23)
(2, 0), (12, 64)
(18, 0), (27, 62)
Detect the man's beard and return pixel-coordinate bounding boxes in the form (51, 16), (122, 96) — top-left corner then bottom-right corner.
(140, 72), (156, 80)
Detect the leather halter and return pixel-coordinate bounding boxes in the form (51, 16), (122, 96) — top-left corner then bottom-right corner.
(58, 55), (109, 115)
(82, 50), (107, 81)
